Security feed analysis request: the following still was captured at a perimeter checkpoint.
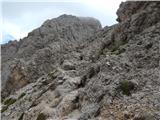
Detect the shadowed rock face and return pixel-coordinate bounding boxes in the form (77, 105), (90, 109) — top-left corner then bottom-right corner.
(1, 1), (160, 120)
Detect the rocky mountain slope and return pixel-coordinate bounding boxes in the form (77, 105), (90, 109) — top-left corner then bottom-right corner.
(1, 1), (160, 120)
(1, 15), (101, 98)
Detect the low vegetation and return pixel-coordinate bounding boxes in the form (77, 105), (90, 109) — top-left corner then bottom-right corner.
(111, 45), (126, 55)
(48, 69), (60, 79)
(116, 80), (135, 96)
(36, 113), (46, 120)
(3, 98), (17, 106)
(1, 97), (17, 113)
(18, 113), (24, 120)
(18, 92), (26, 99)
(1, 106), (8, 113)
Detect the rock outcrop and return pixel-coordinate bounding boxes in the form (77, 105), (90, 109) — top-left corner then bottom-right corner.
(1, 1), (160, 120)
(1, 14), (102, 98)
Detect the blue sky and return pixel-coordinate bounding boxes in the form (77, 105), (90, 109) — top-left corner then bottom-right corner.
(0, 0), (123, 44)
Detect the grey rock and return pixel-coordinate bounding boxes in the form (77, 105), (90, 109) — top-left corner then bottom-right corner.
(79, 103), (100, 120)
(1, 1), (160, 120)
(1, 15), (102, 98)
(63, 60), (76, 70)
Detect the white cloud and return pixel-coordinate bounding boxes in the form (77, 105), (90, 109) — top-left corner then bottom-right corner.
(2, 6), (78, 41)
(1, 0), (82, 2)
(3, 20), (28, 39)
(83, 0), (122, 13)
(0, 2), (2, 43)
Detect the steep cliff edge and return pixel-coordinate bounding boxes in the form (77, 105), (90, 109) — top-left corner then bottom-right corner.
(1, 1), (160, 120)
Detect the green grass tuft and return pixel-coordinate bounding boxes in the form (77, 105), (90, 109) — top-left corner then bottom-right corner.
(48, 69), (60, 79)
(18, 113), (24, 120)
(1, 106), (8, 113)
(3, 98), (17, 106)
(111, 47), (125, 55)
(117, 80), (135, 96)
(36, 113), (46, 120)
(18, 93), (26, 99)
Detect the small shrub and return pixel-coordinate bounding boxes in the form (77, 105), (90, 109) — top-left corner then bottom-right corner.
(117, 80), (135, 96)
(18, 113), (24, 120)
(111, 46), (119, 52)
(36, 113), (46, 120)
(3, 98), (17, 106)
(48, 69), (60, 79)
(112, 50), (120, 55)
(1, 106), (8, 113)
(112, 47), (125, 55)
(2, 98), (17, 113)
(18, 92), (26, 99)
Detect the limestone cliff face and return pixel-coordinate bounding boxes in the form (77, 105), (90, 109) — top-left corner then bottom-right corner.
(1, 2), (160, 120)
(1, 15), (102, 98)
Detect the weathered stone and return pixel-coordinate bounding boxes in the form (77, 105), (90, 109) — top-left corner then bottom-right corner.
(1, 2), (160, 120)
